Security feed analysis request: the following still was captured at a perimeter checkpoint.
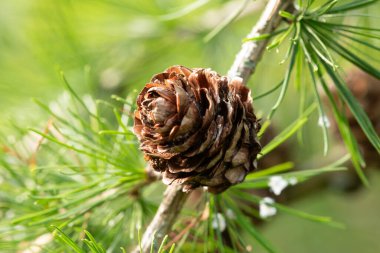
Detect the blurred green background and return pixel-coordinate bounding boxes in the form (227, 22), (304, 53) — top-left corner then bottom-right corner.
(0, 0), (379, 252)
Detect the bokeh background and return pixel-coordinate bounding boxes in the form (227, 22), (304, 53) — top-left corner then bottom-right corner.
(0, 0), (379, 252)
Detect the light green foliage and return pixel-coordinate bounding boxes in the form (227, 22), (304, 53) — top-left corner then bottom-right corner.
(248, 0), (380, 184)
(0, 83), (150, 252)
(0, 0), (379, 252)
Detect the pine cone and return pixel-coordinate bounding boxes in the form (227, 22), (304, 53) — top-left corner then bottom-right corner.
(133, 66), (261, 193)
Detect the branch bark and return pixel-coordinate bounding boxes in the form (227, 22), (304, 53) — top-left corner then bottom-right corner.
(134, 0), (294, 252)
(228, 0), (294, 84)
(132, 185), (188, 253)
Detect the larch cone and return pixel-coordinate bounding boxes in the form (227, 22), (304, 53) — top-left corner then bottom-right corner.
(133, 66), (261, 193)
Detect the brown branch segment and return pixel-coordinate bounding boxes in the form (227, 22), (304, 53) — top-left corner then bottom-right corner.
(228, 0), (294, 83)
(132, 185), (188, 253)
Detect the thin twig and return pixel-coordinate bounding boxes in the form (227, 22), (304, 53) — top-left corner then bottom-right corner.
(134, 1), (294, 252)
(228, 0), (294, 84)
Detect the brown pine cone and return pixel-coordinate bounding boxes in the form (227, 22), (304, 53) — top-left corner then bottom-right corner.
(133, 66), (261, 193)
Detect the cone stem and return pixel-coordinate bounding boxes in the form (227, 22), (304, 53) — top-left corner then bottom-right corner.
(228, 0), (295, 84)
(132, 185), (188, 253)
(134, 1), (295, 252)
